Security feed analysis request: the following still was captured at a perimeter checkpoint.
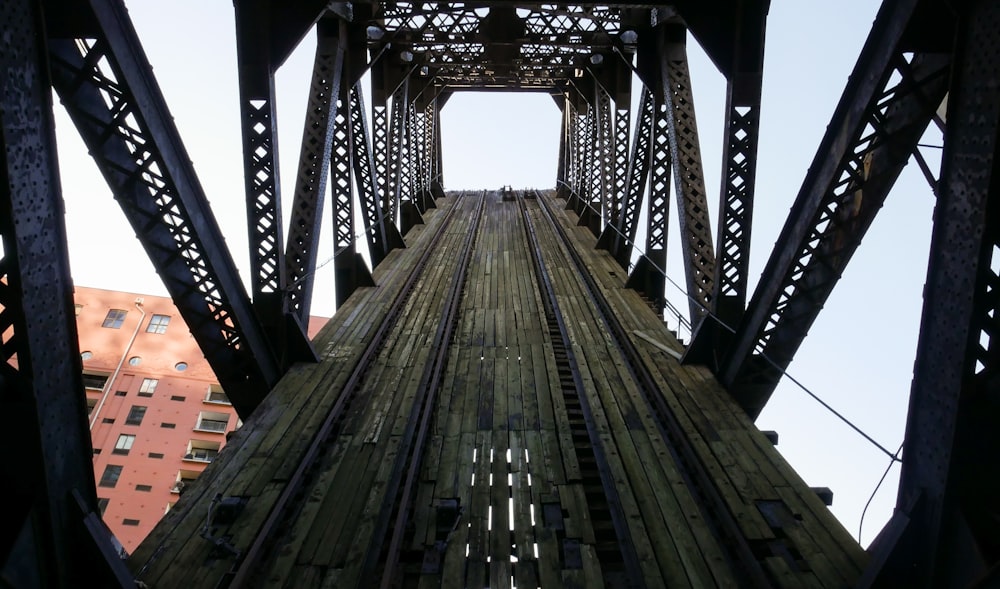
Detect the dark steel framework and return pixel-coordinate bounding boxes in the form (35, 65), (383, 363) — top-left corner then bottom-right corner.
(3, 0), (1000, 585)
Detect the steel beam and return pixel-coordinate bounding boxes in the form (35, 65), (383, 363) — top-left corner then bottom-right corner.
(350, 82), (403, 270)
(397, 99), (423, 234)
(685, 0), (767, 362)
(611, 105), (631, 227)
(866, 1), (1000, 584)
(711, 0), (767, 326)
(410, 105), (430, 213)
(431, 100), (445, 196)
(235, 0), (284, 312)
(47, 0), (281, 418)
(387, 79), (422, 235)
(556, 95), (569, 196)
(1, 1), (133, 585)
(602, 85), (654, 270)
(373, 100), (391, 226)
(332, 78), (375, 307)
(625, 92), (671, 312)
(284, 18), (345, 323)
(581, 107), (597, 220)
(717, 0), (951, 418)
(424, 101), (443, 202)
(234, 0), (315, 365)
(658, 23), (716, 325)
(580, 87), (612, 237)
(567, 109), (589, 213)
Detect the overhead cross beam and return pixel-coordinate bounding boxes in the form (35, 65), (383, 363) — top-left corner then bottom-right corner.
(47, 0), (283, 418)
(715, 0), (952, 418)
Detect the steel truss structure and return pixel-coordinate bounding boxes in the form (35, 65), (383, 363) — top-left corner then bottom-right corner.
(2, 0), (1000, 586)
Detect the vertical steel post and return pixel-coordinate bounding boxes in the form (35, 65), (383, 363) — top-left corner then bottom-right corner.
(332, 79), (374, 307)
(283, 18), (345, 322)
(658, 24), (716, 325)
(350, 82), (403, 270)
(0, 0), (131, 584)
(876, 2), (1000, 584)
(235, 0), (285, 315)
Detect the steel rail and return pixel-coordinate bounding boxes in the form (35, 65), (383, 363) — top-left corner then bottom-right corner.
(370, 190), (488, 588)
(516, 191), (646, 588)
(531, 189), (773, 588)
(225, 191), (472, 588)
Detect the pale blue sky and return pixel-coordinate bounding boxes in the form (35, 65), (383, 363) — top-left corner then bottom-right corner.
(55, 1), (936, 546)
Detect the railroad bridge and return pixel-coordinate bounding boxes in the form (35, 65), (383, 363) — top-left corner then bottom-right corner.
(2, 1), (999, 587)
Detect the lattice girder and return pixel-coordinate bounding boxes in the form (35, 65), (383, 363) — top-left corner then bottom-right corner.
(658, 23), (716, 325)
(284, 19), (346, 323)
(47, 3), (281, 416)
(719, 1), (953, 417)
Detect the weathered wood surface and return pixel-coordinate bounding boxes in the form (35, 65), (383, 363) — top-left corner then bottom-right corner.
(131, 190), (865, 588)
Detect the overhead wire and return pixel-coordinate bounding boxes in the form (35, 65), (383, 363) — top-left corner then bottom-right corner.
(858, 442), (904, 543)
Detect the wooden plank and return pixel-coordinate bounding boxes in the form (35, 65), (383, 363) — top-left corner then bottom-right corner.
(490, 429), (512, 575)
(466, 432), (494, 568)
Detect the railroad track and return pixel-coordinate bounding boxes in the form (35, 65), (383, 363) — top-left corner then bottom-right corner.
(527, 188), (772, 588)
(226, 190), (487, 588)
(134, 188), (864, 588)
(368, 190), (487, 588)
(515, 190), (644, 588)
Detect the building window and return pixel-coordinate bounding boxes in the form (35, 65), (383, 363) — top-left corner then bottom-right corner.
(122, 518), (140, 526)
(112, 434), (135, 455)
(82, 372), (109, 390)
(102, 418), (115, 424)
(102, 309), (127, 328)
(175, 362), (188, 372)
(87, 398), (98, 415)
(172, 470), (200, 494)
(205, 385), (231, 405)
(128, 356), (142, 366)
(161, 423), (176, 429)
(195, 411), (230, 433)
(138, 378), (158, 397)
(170, 395), (186, 402)
(75, 304), (83, 316)
(146, 314), (171, 334)
(185, 439), (221, 463)
(92, 449), (101, 455)
(81, 351), (93, 360)
(148, 452), (164, 459)
(98, 465), (123, 488)
(135, 484), (152, 492)
(97, 498), (109, 515)
(124, 405), (147, 426)
(114, 390), (127, 397)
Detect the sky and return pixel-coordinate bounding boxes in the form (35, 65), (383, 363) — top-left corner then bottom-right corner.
(53, 1), (940, 547)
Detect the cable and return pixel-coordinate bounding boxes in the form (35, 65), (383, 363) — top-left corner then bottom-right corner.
(859, 443), (904, 543)
(555, 181), (902, 462)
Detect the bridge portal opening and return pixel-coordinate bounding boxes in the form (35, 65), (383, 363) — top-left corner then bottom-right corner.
(440, 93), (560, 190)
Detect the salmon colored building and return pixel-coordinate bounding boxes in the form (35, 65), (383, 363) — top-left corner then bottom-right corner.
(75, 286), (325, 552)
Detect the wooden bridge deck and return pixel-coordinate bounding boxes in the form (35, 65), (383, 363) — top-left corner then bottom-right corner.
(130, 190), (865, 588)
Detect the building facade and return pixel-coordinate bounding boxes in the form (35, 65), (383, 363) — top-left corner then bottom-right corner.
(76, 286), (324, 552)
